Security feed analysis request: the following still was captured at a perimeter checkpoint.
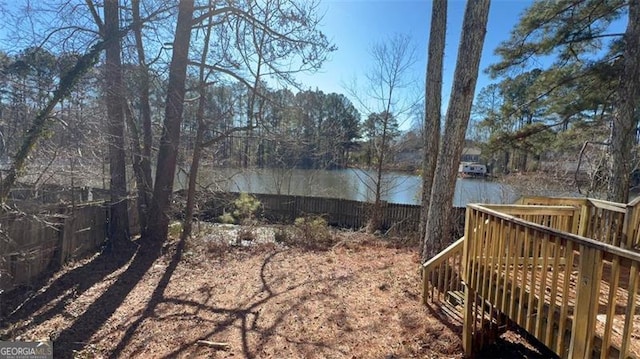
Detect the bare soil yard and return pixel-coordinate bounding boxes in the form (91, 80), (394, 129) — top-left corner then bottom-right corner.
(0, 225), (551, 358)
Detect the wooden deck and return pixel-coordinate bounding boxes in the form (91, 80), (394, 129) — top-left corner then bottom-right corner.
(422, 197), (640, 359)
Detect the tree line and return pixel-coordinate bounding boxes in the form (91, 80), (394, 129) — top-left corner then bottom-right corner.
(0, 48), (367, 171)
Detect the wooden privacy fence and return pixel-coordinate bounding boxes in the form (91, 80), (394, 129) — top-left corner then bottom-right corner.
(0, 201), (139, 293)
(422, 196), (640, 359)
(1, 190), (462, 294)
(200, 191), (466, 234)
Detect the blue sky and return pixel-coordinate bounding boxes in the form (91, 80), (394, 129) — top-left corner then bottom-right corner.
(295, 0), (535, 126)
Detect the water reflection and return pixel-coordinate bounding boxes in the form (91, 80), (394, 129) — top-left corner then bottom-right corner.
(182, 167), (519, 207)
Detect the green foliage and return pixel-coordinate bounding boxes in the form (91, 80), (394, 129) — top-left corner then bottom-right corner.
(489, 0), (626, 77)
(267, 89), (361, 169)
(363, 111), (400, 166)
(272, 216), (334, 249)
(233, 193), (261, 224)
(473, 1), (630, 175)
(218, 193), (262, 225)
(215, 194), (261, 225)
(218, 212), (235, 224)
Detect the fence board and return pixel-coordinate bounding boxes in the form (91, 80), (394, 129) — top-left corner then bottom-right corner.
(0, 201), (140, 293)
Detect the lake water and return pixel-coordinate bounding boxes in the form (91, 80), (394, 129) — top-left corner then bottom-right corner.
(177, 168), (520, 207)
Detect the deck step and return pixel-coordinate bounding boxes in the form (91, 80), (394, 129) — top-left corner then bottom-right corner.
(447, 290), (465, 307)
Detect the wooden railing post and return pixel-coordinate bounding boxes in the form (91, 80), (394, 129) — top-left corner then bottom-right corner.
(568, 245), (602, 359)
(623, 199), (640, 249)
(462, 207), (474, 357)
(629, 196), (640, 248)
(623, 202), (633, 249)
(577, 204), (590, 237)
(571, 206), (581, 235)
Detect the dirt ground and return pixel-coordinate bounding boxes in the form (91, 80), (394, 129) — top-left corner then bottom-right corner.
(0, 225), (553, 358)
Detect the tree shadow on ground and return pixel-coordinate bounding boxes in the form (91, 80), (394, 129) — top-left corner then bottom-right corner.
(4, 238), (421, 358)
(1, 242), (138, 337)
(50, 239), (163, 358)
(107, 248), (354, 359)
(106, 235), (188, 358)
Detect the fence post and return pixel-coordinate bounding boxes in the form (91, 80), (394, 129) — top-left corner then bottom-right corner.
(567, 244), (602, 359)
(57, 204), (70, 265)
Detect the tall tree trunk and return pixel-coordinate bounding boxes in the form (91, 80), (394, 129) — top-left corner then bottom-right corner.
(419, 0), (447, 242)
(518, 148), (529, 172)
(131, 0), (154, 237)
(503, 150), (510, 174)
(422, 0), (490, 261)
(104, 0), (130, 248)
(182, 0), (214, 240)
(147, 0), (195, 242)
(608, 1), (640, 203)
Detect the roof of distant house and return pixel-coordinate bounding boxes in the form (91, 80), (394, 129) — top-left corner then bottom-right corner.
(462, 147), (481, 156)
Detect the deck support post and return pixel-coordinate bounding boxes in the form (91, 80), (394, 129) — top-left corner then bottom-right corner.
(462, 282), (473, 357)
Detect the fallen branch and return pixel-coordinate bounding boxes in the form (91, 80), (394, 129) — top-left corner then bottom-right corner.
(196, 340), (231, 351)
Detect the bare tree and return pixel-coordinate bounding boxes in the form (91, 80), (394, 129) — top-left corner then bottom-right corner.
(422, 0), (491, 261)
(0, 30), (129, 202)
(348, 34), (417, 232)
(179, 0), (334, 238)
(419, 0), (447, 241)
(180, 4), (215, 239)
(190, 0), (334, 168)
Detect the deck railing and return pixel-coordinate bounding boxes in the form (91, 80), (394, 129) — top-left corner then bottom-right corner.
(518, 196), (638, 247)
(421, 204), (578, 324)
(421, 237), (465, 318)
(463, 204), (640, 359)
(422, 195), (640, 358)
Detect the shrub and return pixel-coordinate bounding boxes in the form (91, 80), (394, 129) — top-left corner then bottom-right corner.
(274, 226), (292, 244)
(232, 193), (261, 225)
(237, 228), (256, 243)
(292, 216), (334, 249)
(168, 221), (183, 237)
(218, 212), (235, 224)
(216, 193), (262, 225)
